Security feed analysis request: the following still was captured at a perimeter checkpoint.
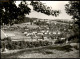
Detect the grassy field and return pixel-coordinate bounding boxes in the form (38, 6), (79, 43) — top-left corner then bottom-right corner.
(1, 45), (79, 58)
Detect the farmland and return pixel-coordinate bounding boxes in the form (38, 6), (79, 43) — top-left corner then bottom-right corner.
(1, 19), (79, 58)
(2, 19), (74, 42)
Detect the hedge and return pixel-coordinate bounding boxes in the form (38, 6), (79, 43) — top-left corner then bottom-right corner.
(1, 40), (52, 50)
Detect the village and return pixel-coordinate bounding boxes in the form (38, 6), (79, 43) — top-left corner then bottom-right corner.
(1, 19), (73, 42)
(1, 1), (79, 58)
(1, 19), (79, 58)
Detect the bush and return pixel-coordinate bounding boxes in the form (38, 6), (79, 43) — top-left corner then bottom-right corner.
(54, 39), (65, 44)
(1, 37), (11, 42)
(45, 45), (73, 52)
(1, 40), (52, 50)
(61, 45), (73, 52)
(1, 37), (12, 49)
(1, 42), (6, 48)
(73, 45), (79, 50)
(6, 41), (13, 50)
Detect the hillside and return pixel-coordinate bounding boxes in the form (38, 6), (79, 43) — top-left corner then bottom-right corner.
(17, 16), (73, 24)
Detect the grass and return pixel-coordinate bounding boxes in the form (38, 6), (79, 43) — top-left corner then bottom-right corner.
(43, 45), (73, 52)
(1, 47), (53, 58)
(1, 44), (74, 58)
(41, 50), (53, 54)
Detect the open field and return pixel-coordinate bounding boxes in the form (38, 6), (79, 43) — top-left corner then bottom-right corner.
(1, 45), (79, 58)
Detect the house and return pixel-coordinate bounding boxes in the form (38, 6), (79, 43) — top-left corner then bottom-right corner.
(32, 31), (37, 34)
(44, 32), (48, 35)
(1, 30), (7, 39)
(44, 37), (48, 40)
(23, 32), (27, 36)
(52, 32), (56, 34)
(22, 22), (31, 25)
(26, 33), (34, 36)
(27, 25), (39, 29)
(37, 32), (43, 35)
(6, 33), (15, 37)
(40, 30), (45, 33)
(60, 38), (65, 40)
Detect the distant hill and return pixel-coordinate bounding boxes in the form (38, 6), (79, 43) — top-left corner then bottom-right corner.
(23, 17), (38, 22)
(18, 17), (73, 24)
(50, 19), (73, 23)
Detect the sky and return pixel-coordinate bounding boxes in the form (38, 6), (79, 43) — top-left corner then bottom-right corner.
(15, 1), (73, 21)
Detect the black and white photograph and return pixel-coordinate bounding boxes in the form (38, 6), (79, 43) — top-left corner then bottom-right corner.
(0, 0), (80, 58)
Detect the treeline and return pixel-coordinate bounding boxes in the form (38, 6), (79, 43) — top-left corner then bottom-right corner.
(52, 19), (73, 23)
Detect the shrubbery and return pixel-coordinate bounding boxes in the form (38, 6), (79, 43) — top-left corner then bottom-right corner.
(1, 40), (52, 50)
(1, 37), (11, 42)
(54, 39), (65, 44)
(1, 37), (12, 49)
(72, 45), (79, 50)
(45, 45), (73, 52)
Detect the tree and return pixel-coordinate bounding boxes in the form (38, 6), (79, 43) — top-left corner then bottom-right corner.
(30, 1), (60, 16)
(65, 1), (80, 29)
(65, 1), (80, 42)
(0, 0), (31, 25)
(0, 0), (60, 25)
